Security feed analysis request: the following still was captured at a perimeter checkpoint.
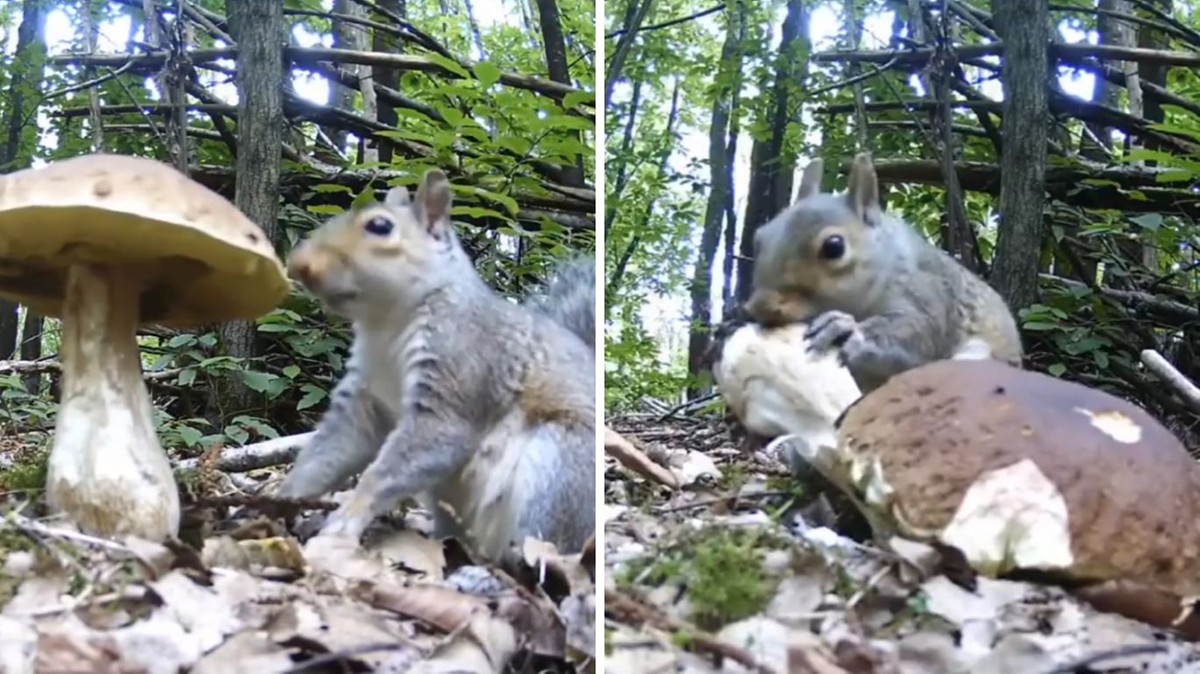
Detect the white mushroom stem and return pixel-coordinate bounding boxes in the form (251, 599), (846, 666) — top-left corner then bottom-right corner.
(45, 263), (180, 541)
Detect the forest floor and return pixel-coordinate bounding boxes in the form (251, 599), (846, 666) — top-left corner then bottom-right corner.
(0, 431), (595, 674)
(603, 413), (1200, 674)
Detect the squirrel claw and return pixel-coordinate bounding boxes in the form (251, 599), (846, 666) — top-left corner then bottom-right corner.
(805, 311), (858, 354)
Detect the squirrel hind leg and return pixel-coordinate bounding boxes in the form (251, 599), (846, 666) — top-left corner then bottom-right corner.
(436, 414), (593, 562)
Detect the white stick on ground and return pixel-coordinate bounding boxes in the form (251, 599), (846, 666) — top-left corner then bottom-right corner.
(174, 431), (316, 473)
(1141, 349), (1200, 414)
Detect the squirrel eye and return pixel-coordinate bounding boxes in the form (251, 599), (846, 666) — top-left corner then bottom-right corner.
(819, 235), (846, 260)
(363, 216), (393, 236)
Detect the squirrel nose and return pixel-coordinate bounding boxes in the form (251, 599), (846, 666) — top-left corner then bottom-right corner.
(287, 253), (322, 288)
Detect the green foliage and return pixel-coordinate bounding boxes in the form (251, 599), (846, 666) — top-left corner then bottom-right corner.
(617, 525), (786, 630)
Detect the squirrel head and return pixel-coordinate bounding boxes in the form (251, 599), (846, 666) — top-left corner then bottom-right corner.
(744, 153), (885, 327)
(287, 168), (464, 321)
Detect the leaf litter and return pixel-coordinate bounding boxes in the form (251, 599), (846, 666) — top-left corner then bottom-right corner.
(603, 413), (1200, 674)
(0, 454), (596, 674)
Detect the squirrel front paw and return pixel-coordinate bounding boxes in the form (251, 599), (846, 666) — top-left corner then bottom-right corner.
(805, 311), (860, 353)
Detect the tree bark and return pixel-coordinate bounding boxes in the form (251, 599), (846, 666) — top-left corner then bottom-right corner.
(686, 5), (744, 396)
(606, 0), (655, 109)
(535, 0), (584, 187)
(735, 0), (808, 303)
(990, 0), (1049, 311)
(0, 0), (48, 360)
(371, 0), (405, 164)
(223, 0), (285, 412)
(606, 79), (679, 301)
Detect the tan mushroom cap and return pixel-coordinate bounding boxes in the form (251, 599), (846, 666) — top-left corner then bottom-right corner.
(0, 153), (288, 327)
(838, 358), (1200, 600)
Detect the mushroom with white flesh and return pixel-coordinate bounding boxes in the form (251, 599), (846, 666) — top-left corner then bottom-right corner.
(712, 321), (862, 453)
(832, 358), (1200, 639)
(0, 154), (288, 541)
(712, 322), (883, 530)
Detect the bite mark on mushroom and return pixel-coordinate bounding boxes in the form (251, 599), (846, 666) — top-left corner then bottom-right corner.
(1074, 408), (1142, 443)
(938, 459), (1074, 577)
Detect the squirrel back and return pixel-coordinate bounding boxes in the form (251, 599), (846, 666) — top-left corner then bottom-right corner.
(280, 169), (595, 561)
(745, 153), (1022, 392)
(526, 255), (596, 352)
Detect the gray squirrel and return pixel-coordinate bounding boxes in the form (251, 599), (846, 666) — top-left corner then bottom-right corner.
(744, 153), (1023, 393)
(278, 168), (595, 563)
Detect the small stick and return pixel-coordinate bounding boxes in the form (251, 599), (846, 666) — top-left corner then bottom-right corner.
(174, 431), (316, 473)
(1140, 349), (1200, 414)
(605, 589), (778, 674)
(604, 426), (679, 489)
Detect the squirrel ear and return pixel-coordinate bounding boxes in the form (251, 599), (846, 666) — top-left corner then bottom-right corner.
(796, 158), (824, 200)
(414, 169), (453, 238)
(384, 186), (411, 207)
(847, 153), (881, 226)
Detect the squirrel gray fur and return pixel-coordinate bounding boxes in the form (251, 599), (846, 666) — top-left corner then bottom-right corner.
(277, 168), (595, 563)
(745, 153), (1023, 393)
(526, 255), (595, 351)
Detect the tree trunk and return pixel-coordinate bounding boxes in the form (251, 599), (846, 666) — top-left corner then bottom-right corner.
(606, 0), (655, 109)
(535, 0), (584, 187)
(734, 0), (808, 303)
(371, 0), (405, 164)
(0, 0), (48, 360)
(223, 0), (285, 413)
(604, 78), (641, 236)
(607, 79), (680, 302)
(686, 5), (744, 397)
(142, 0), (189, 171)
(990, 0), (1048, 312)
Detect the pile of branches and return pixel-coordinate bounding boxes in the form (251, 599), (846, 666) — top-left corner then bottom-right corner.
(44, 0), (595, 233)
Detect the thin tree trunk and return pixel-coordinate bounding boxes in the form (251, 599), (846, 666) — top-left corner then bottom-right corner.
(535, 0), (584, 186)
(607, 79), (680, 301)
(735, 0), (807, 303)
(0, 0), (48, 360)
(604, 78), (641, 236)
(372, 0), (405, 164)
(142, 0), (189, 171)
(463, 0), (487, 59)
(606, 0), (655, 109)
(222, 0), (285, 414)
(990, 0), (1049, 311)
(686, 6), (744, 396)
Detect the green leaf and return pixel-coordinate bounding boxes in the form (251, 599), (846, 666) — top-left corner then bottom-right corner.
(307, 204), (344, 216)
(473, 61), (502, 88)
(282, 365), (301, 379)
(562, 90), (594, 111)
(427, 53), (471, 79)
(1021, 321), (1059, 331)
(1129, 213), (1163, 231)
(177, 425), (203, 448)
(311, 183), (353, 194)
(297, 384), (327, 411)
(177, 368), (196, 386)
(241, 371), (279, 393)
(1048, 363), (1067, 377)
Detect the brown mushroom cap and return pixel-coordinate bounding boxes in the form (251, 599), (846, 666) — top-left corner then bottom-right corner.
(837, 358), (1200, 601)
(0, 154), (288, 327)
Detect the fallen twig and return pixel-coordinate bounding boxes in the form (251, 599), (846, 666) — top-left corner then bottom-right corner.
(1140, 349), (1200, 415)
(604, 426), (679, 489)
(604, 589), (778, 674)
(175, 431), (316, 473)
(0, 359), (182, 381)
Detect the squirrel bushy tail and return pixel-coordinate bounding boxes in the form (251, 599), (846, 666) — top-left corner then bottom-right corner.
(527, 255), (595, 351)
